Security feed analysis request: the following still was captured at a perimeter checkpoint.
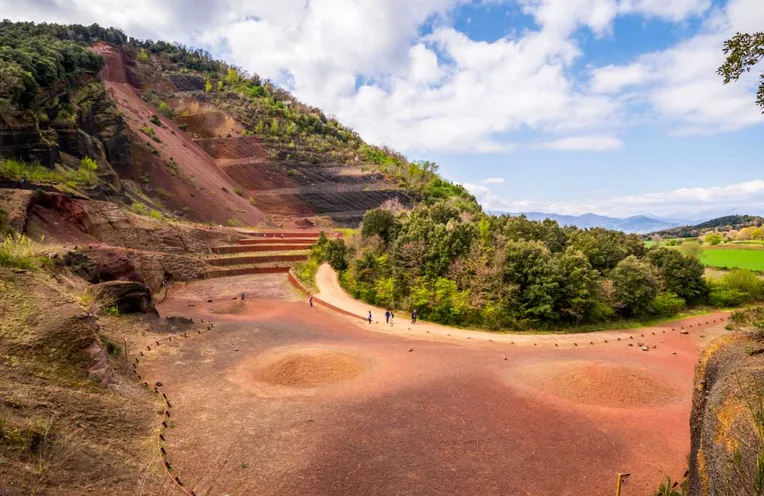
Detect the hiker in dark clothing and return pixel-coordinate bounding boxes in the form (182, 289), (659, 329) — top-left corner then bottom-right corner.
(367, 311), (372, 324)
(309, 295), (314, 307)
(411, 309), (418, 325)
(385, 310), (390, 324)
(390, 312), (395, 325)
(241, 292), (246, 301)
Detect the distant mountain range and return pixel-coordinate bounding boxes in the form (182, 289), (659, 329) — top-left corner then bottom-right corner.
(487, 211), (693, 234)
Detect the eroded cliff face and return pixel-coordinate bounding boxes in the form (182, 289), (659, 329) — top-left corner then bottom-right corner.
(689, 332), (764, 495)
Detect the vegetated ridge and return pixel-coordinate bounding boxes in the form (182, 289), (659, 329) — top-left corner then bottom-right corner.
(649, 214), (764, 239)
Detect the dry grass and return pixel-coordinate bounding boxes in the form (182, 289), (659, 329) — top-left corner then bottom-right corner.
(0, 233), (50, 270)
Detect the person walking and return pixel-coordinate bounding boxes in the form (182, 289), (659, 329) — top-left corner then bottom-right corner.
(385, 310), (390, 324)
(411, 309), (418, 325)
(241, 292), (246, 301)
(367, 311), (372, 324)
(390, 311), (395, 325)
(309, 295), (314, 307)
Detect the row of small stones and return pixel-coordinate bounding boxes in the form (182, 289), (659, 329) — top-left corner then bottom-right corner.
(132, 319), (216, 496)
(400, 317), (728, 354)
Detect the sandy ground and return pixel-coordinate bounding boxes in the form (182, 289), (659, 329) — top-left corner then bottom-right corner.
(138, 272), (730, 496)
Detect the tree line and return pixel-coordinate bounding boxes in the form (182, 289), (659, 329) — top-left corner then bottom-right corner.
(308, 200), (763, 330)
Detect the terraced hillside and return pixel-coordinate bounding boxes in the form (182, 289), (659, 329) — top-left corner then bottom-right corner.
(167, 90), (412, 225)
(205, 231), (323, 278)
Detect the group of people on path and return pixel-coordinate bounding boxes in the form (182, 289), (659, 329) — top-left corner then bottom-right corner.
(305, 293), (419, 328)
(366, 308), (417, 325)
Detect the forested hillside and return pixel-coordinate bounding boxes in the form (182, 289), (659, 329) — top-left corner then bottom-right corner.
(0, 21), (472, 227)
(650, 215), (763, 239)
(306, 203), (764, 330)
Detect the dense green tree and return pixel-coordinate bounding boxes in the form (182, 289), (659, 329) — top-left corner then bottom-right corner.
(325, 238), (348, 271)
(502, 240), (561, 322)
(361, 208), (399, 243)
(556, 248), (601, 323)
(647, 247), (708, 302)
(610, 256), (661, 316)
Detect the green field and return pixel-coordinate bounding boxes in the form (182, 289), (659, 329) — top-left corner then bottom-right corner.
(700, 249), (764, 271)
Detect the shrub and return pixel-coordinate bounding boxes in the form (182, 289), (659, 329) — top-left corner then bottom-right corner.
(140, 126), (160, 142)
(226, 218), (244, 227)
(704, 233), (724, 245)
(157, 102), (174, 118)
(709, 285), (748, 307)
(234, 186), (244, 197)
(221, 186), (229, 193)
(204, 79), (212, 92)
(149, 114), (161, 126)
(0, 233), (49, 270)
(721, 269), (763, 300)
(651, 292), (686, 316)
(178, 123), (188, 132)
(217, 80), (224, 91)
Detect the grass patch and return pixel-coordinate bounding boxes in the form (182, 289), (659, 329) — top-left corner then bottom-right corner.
(0, 158), (98, 188)
(0, 234), (50, 270)
(293, 259), (319, 292)
(700, 249), (764, 272)
(226, 218), (244, 228)
(129, 202), (163, 220)
(234, 186), (244, 197)
(140, 126), (161, 143)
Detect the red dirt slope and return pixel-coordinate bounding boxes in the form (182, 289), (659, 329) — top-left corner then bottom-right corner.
(92, 43), (270, 227)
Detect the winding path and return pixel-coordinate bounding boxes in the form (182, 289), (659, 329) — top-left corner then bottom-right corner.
(314, 263), (730, 347)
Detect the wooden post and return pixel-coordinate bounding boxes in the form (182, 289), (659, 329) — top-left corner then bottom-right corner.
(616, 473), (622, 496)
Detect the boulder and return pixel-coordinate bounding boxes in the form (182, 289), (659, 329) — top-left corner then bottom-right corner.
(63, 251), (100, 283)
(94, 280), (153, 314)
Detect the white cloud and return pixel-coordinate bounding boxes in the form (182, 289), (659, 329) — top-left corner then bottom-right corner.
(2, 0), (761, 155)
(619, 0), (711, 21)
(469, 179), (764, 218)
(533, 135), (623, 151)
(481, 177), (506, 184)
(588, 0), (764, 135)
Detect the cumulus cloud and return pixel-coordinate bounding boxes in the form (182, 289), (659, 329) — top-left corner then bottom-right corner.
(2, 0), (760, 154)
(467, 179), (764, 217)
(481, 177), (506, 184)
(589, 0), (764, 134)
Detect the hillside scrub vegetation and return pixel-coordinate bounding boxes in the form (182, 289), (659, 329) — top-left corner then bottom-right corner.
(308, 201), (763, 331)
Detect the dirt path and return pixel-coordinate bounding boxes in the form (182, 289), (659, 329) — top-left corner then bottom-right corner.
(136, 272), (734, 496)
(314, 263), (730, 349)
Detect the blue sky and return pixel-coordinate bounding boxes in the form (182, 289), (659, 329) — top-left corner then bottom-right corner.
(4, 0), (764, 219)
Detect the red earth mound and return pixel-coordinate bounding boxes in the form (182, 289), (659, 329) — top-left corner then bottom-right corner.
(251, 349), (366, 388)
(514, 360), (680, 408)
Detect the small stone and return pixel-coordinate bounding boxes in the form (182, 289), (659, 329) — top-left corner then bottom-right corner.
(641, 346), (649, 351)
(680, 331), (689, 335)
(700, 335), (705, 338)
(628, 343), (633, 347)
(155, 381), (163, 387)
(234, 348), (239, 352)
(504, 357), (507, 361)
(408, 348), (414, 352)
(207, 300), (213, 303)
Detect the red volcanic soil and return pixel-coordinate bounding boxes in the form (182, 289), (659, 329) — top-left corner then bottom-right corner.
(136, 273), (724, 496)
(91, 43), (269, 227)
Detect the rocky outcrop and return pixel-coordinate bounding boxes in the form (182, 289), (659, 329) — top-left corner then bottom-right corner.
(689, 332), (764, 495)
(93, 280), (153, 314)
(0, 189), (244, 252)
